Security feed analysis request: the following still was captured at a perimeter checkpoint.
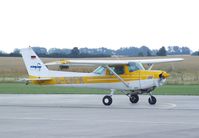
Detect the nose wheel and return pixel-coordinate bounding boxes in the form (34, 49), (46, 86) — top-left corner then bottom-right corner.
(148, 96), (157, 105)
(102, 95), (112, 106)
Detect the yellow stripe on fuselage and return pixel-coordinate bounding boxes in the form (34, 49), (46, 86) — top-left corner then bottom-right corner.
(29, 70), (164, 85)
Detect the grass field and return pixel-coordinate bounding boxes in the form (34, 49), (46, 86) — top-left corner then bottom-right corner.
(0, 83), (199, 95)
(0, 56), (199, 84)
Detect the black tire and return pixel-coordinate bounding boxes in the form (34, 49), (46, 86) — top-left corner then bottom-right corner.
(148, 96), (157, 105)
(129, 94), (139, 104)
(102, 95), (112, 106)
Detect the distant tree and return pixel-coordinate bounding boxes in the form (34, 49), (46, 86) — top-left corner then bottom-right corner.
(157, 46), (167, 56)
(147, 50), (152, 56)
(0, 50), (8, 57)
(138, 52), (144, 57)
(192, 51), (199, 56)
(173, 46), (180, 54)
(167, 46), (191, 55)
(116, 47), (139, 56)
(13, 48), (20, 54)
(9, 48), (21, 57)
(2, 45), (193, 58)
(32, 47), (47, 56)
(48, 48), (62, 54)
(139, 46), (152, 56)
(167, 46), (180, 55)
(151, 49), (158, 56)
(181, 47), (191, 54)
(70, 47), (80, 57)
(48, 48), (70, 55)
(97, 47), (114, 55)
(115, 46), (152, 56)
(79, 47), (114, 55)
(0, 51), (3, 56)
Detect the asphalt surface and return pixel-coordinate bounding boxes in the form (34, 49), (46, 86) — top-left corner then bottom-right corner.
(0, 94), (199, 138)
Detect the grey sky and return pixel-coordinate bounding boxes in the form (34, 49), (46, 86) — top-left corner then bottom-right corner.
(0, 0), (198, 53)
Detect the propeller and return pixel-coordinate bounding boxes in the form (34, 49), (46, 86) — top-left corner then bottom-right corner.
(159, 72), (165, 80)
(158, 72), (167, 86)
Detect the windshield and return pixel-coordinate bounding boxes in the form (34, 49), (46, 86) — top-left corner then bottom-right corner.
(94, 66), (106, 75)
(128, 62), (145, 72)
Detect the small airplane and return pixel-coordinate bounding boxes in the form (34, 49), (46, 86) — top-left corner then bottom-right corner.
(20, 47), (184, 106)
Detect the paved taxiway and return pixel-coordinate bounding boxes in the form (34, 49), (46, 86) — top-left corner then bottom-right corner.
(0, 94), (199, 138)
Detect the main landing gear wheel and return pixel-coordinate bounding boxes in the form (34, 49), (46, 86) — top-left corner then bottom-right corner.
(129, 94), (139, 104)
(102, 95), (112, 106)
(148, 96), (157, 105)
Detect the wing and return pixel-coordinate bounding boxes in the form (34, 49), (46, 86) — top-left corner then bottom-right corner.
(45, 58), (184, 66)
(135, 58), (184, 64)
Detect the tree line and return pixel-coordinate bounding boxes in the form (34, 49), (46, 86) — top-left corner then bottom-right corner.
(0, 46), (195, 58)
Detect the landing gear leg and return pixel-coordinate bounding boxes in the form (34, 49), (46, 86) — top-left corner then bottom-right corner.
(148, 92), (157, 105)
(102, 89), (115, 106)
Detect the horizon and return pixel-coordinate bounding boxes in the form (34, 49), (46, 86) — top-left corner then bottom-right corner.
(0, 45), (194, 54)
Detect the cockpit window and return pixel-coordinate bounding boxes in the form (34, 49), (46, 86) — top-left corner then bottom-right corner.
(94, 66), (105, 75)
(128, 62), (145, 72)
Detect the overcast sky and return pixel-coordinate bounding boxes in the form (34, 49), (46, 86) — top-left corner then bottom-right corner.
(0, 0), (198, 53)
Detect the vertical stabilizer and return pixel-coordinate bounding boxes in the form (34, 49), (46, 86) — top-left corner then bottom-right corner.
(20, 47), (49, 76)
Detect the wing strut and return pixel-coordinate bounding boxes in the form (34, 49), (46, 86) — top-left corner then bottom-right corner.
(147, 64), (154, 70)
(105, 65), (130, 88)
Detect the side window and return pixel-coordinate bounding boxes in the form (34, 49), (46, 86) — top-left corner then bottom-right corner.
(110, 66), (124, 75)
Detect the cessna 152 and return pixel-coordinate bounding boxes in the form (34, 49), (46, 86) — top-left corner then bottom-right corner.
(20, 47), (183, 106)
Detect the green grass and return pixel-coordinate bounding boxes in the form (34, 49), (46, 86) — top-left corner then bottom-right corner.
(0, 83), (109, 94)
(0, 83), (199, 95)
(153, 85), (199, 95)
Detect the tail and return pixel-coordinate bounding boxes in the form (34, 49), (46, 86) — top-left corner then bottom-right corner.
(20, 47), (49, 77)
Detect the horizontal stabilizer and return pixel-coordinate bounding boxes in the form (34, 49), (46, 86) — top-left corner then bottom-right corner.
(20, 78), (52, 81)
